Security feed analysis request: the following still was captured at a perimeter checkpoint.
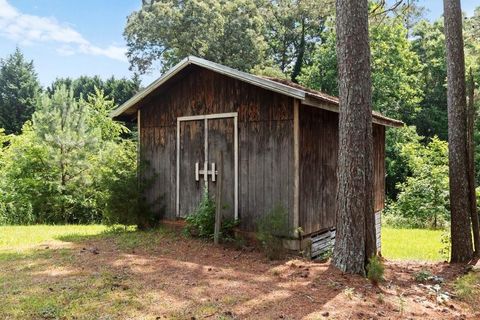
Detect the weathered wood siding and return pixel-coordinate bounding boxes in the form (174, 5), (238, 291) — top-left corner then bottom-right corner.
(373, 124), (386, 212)
(299, 106), (338, 235)
(299, 105), (386, 235)
(140, 66), (294, 231)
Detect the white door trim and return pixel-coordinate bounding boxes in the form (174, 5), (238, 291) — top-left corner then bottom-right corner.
(176, 112), (239, 220)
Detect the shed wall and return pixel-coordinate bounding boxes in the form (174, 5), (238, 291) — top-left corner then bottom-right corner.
(299, 105), (386, 235)
(139, 66), (294, 231)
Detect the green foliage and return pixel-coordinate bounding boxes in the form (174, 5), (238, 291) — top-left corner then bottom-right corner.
(439, 229), (451, 261)
(385, 135), (449, 229)
(48, 75), (140, 105)
(413, 269), (432, 283)
(96, 143), (164, 229)
(124, 0), (267, 74)
(184, 189), (238, 239)
(299, 17), (424, 123)
(185, 190), (217, 238)
(0, 86), (158, 227)
(366, 255), (384, 285)
(385, 126), (422, 199)
(255, 205), (289, 260)
(263, 0), (334, 80)
(0, 48), (41, 134)
(410, 19), (448, 140)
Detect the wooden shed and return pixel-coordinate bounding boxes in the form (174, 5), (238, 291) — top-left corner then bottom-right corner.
(112, 56), (402, 255)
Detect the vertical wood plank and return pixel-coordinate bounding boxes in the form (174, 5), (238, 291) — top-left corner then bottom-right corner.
(293, 99), (300, 234)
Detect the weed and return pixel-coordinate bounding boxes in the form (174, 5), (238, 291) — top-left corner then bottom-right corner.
(413, 269), (432, 283)
(439, 229), (451, 261)
(37, 304), (60, 319)
(184, 189), (238, 240)
(317, 248), (333, 261)
(256, 205), (289, 260)
(343, 287), (355, 300)
(366, 255), (384, 285)
(377, 293), (385, 304)
(398, 293), (406, 316)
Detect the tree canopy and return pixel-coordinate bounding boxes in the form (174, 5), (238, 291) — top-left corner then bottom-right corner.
(0, 48), (41, 135)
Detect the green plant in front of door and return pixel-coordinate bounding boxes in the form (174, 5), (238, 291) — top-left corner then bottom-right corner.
(184, 188), (237, 240)
(256, 205), (290, 260)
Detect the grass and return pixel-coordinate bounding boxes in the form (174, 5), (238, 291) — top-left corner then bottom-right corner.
(381, 226), (444, 261)
(0, 224), (107, 251)
(454, 273), (480, 303)
(0, 224), (175, 319)
(0, 224), (474, 319)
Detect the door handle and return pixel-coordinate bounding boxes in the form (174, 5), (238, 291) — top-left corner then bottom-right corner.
(196, 162), (218, 182)
(195, 162), (199, 181)
(211, 163), (217, 182)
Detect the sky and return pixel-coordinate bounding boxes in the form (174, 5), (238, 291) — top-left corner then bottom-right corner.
(0, 0), (478, 87)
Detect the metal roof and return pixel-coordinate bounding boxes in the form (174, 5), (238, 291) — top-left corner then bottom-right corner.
(111, 56), (403, 127)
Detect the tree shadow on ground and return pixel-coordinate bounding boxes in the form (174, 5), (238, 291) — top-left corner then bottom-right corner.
(1, 227), (475, 319)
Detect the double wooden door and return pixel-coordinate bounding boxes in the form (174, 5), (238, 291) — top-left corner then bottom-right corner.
(176, 113), (238, 220)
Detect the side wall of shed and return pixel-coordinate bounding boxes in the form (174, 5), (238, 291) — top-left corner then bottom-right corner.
(139, 66), (294, 232)
(299, 105), (386, 235)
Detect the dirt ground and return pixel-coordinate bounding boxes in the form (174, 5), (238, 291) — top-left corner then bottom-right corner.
(2, 229), (479, 320)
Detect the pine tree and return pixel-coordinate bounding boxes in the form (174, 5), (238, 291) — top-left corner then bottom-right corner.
(32, 86), (101, 223)
(443, 0), (475, 262)
(0, 48), (41, 134)
(332, 0), (376, 275)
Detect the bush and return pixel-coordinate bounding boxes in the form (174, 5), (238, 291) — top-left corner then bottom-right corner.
(0, 87), (144, 225)
(184, 189), (237, 239)
(185, 190), (216, 238)
(384, 135), (449, 229)
(98, 142), (165, 230)
(256, 205), (290, 260)
(366, 255), (385, 285)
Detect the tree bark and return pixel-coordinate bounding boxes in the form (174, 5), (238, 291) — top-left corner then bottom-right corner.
(332, 0), (376, 275)
(444, 0), (474, 263)
(467, 68), (480, 256)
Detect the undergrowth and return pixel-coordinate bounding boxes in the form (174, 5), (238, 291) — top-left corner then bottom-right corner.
(256, 205), (289, 260)
(366, 255), (385, 285)
(184, 189), (237, 240)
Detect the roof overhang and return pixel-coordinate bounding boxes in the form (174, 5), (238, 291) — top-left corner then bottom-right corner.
(111, 56), (403, 128)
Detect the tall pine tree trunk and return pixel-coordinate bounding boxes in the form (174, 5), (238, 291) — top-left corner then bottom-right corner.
(467, 68), (480, 256)
(444, 0), (474, 263)
(332, 0), (376, 275)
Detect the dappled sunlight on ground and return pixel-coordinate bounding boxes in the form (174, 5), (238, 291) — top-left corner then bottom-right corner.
(0, 227), (479, 319)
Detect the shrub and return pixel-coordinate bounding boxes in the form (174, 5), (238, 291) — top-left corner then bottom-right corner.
(366, 255), (385, 285)
(384, 136), (449, 229)
(184, 189), (237, 239)
(98, 147), (165, 230)
(256, 205), (290, 260)
(185, 190), (216, 238)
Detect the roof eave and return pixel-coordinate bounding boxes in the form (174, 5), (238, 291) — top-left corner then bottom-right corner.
(303, 93), (404, 128)
(110, 56), (306, 118)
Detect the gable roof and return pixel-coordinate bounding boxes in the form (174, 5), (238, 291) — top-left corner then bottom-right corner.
(111, 56), (403, 127)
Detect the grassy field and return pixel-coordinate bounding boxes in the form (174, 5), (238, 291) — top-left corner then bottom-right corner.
(381, 227), (445, 262)
(0, 225), (108, 251)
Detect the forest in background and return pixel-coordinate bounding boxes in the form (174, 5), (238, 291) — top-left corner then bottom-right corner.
(0, 0), (479, 231)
